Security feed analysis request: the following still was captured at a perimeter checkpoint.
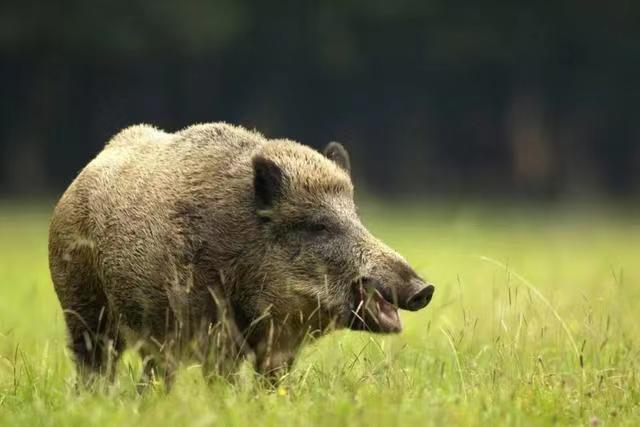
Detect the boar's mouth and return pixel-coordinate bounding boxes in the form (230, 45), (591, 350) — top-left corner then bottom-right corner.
(349, 278), (402, 333)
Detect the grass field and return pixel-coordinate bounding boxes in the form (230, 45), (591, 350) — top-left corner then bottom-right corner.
(1, 200), (639, 426)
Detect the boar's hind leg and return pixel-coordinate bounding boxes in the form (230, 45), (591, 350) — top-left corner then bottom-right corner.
(56, 272), (124, 386)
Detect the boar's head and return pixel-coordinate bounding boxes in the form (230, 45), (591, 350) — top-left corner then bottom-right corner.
(251, 140), (434, 334)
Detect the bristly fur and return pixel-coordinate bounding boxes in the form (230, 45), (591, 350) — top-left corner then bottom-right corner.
(48, 122), (432, 386)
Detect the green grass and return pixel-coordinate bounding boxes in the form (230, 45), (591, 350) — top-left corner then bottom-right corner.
(1, 200), (639, 426)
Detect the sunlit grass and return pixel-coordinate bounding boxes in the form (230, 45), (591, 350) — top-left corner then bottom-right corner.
(1, 200), (639, 426)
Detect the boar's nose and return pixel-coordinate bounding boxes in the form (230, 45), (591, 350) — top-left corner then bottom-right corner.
(403, 281), (435, 311)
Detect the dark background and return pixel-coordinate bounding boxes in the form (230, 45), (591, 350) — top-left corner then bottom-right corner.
(1, 1), (639, 200)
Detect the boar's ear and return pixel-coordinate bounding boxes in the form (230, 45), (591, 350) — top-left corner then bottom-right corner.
(253, 155), (283, 217)
(323, 142), (351, 175)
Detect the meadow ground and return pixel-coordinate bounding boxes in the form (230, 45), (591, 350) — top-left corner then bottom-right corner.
(0, 200), (639, 426)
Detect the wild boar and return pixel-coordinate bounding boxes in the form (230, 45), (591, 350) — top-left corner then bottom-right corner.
(48, 123), (434, 386)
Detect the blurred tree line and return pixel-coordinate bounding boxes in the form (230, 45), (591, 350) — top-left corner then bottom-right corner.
(1, 0), (639, 199)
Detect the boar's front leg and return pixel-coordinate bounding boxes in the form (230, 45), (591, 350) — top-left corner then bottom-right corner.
(136, 341), (179, 393)
(252, 320), (301, 385)
(201, 305), (251, 383)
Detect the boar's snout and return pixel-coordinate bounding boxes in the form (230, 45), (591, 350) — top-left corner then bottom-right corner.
(400, 279), (435, 311)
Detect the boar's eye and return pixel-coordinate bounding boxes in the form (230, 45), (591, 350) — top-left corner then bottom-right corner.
(290, 220), (329, 235)
(306, 222), (329, 233)
(288, 219), (333, 237)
